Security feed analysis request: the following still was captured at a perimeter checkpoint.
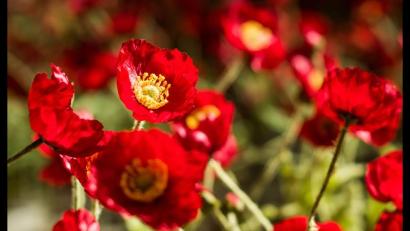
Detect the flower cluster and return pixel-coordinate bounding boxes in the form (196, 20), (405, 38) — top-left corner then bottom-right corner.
(365, 150), (402, 230)
(24, 39), (240, 230)
(9, 0), (403, 229)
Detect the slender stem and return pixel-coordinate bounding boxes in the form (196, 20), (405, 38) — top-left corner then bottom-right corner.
(71, 176), (79, 210)
(215, 56), (244, 93)
(91, 199), (103, 221)
(209, 159), (273, 231)
(227, 212), (241, 231)
(7, 138), (43, 166)
(71, 177), (85, 210)
(201, 190), (233, 230)
(203, 160), (216, 190)
(307, 118), (351, 229)
(214, 208), (233, 230)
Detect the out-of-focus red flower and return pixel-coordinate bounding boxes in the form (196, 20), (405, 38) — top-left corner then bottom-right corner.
(289, 50), (338, 99)
(116, 39), (198, 123)
(199, 10), (238, 67)
(354, 0), (402, 23)
(289, 54), (322, 98)
(28, 65), (106, 157)
(300, 112), (340, 147)
(221, 1), (286, 71)
(345, 23), (396, 73)
(109, 10), (138, 35)
(60, 43), (117, 90)
(81, 130), (208, 230)
(299, 11), (329, 47)
(365, 150), (402, 209)
(315, 67), (402, 145)
(172, 0), (204, 36)
(171, 90), (235, 154)
(273, 216), (342, 231)
(52, 208), (100, 231)
(375, 210), (402, 231)
(68, 0), (101, 15)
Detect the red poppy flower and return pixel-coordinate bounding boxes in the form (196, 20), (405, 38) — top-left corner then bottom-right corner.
(28, 64), (106, 157)
(60, 43), (117, 90)
(273, 216), (342, 231)
(221, 1), (286, 70)
(365, 150), (402, 209)
(52, 208), (100, 231)
(116, 39), (199, 123)
(300, 112), (340, 147)
(315, 67), (402, 144)
(81, 129), (208, 230)
(375, 210), (402, 231)
(171, 90), (235, 155)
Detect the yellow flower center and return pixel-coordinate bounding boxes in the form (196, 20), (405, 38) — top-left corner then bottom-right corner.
(185, 105), (221, 130)
(239, 20), (274, 51)
(133, 72), (171, 110)
(120, 158), (168, 203)
(308, 70), (324, 91)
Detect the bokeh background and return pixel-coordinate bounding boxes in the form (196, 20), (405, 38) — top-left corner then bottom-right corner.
(7, 0), (402, 230)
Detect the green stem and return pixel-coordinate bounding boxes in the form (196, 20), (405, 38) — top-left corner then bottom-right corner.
(7, 138), (43, 166)
(227, 212), (241, 231)
(203, 161), (216, 190)
(71, 176), (85, 210)
(209, 159), (273, 231)
(307, 118), (351, 230)
(214, 208), (233, 231)
(91, 199), (103, 220)
(201, 190), (233, 230)
(71, 176), (79, 210)
(215, 56), (244, 93)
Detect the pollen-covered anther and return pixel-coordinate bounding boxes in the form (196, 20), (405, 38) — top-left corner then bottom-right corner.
(186, 105), (221, 130)
(239, 20), (275, 52)
(120, 158), (168, 203)
(133, 72), (171, 110)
